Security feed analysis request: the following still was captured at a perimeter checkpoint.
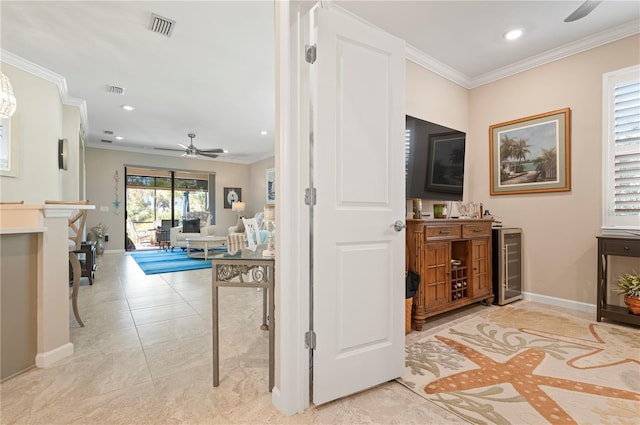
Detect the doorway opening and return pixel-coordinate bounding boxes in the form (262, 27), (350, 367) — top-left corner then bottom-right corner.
(124, 166), (215, 251)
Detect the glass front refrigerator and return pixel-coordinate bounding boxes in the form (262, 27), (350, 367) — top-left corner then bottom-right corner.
(492, 227), (523, 305)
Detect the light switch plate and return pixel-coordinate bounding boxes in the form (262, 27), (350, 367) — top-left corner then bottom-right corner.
(100, 206), (109, 212)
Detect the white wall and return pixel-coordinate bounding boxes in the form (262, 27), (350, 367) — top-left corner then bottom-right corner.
(0, 63), (78, 203)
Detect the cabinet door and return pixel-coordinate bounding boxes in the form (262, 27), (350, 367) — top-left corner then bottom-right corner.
(471, 238), (491, 297)
(424, 241), (450, 308)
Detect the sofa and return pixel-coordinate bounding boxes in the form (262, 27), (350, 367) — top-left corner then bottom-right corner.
(227, 211), (275, 251)
(170, 211), (216, 249)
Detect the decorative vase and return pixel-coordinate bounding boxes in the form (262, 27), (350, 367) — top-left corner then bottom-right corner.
(96, 236), (105, 255)
(624, 295), (640, 315)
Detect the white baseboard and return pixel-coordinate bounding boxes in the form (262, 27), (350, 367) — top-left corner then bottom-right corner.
(35, 342), (74, 367)
(522, 292), (596, 314)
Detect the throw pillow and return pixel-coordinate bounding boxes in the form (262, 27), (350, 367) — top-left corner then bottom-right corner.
(182, 219), (200, 233)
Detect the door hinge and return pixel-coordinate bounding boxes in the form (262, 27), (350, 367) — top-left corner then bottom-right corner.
(305, 330), (316, 349)
(304, 188), (317, 206)
(305, 44), (317, 64)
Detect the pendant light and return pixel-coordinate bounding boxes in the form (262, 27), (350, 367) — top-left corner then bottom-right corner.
(0, 72), (17, 119)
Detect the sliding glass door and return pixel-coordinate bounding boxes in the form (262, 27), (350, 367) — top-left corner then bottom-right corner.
(124, 167), (213, 250)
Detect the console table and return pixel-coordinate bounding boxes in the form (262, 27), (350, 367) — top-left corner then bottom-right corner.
(596, 235), (640, 326)
(211, 247), (275, 391)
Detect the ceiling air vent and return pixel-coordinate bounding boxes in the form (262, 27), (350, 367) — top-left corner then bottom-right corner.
(101, 139), (112, 144)
(107, 85), (125, 95)
(103, 130), (114, 135)
(150, 13), (175, 37)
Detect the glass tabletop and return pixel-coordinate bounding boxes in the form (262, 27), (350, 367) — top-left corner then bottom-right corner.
(210, 244), (275, 261)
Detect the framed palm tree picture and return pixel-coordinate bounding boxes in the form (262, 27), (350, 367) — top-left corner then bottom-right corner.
(489, 108), (571, 195)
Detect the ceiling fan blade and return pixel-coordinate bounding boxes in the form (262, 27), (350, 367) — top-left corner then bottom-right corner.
(564, 0), (601, 22)
(198, 148), (225, 153)
(198, 152), (219, 159)
(154, 147), (186, 152)
(178, 143), (189, 150)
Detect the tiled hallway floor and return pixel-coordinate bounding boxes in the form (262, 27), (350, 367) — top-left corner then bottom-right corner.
(1, 252), (464, 424)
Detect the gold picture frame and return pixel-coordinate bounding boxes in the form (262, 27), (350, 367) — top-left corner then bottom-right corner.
(489, 108), (571, 195)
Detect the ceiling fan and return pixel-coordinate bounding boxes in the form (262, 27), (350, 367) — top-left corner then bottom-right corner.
(564, 0), (602, 22)
(154, 133), (225, 158)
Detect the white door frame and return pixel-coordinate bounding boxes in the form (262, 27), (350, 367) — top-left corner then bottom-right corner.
(272, 0), (313, 415)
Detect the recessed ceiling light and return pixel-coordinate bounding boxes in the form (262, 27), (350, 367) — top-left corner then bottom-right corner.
(260, 130), (268, 135)
(122, 105), (135, 111)
(115, 136), (124, 140)
(504, 29), (523, 41)
(223, 149), (229, 153)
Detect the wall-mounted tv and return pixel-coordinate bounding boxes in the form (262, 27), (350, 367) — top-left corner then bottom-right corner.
(406, 115), (466, 201)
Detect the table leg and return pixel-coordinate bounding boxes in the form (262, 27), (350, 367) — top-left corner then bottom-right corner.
(69, 252), (84, 327)
(212, 282), (220, 387)
(260, 287), (268, 330)
(268, 267), (275, 391)
(204, 242), (209, 260)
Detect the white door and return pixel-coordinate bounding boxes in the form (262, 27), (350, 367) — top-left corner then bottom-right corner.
(311, 6), (406, 405)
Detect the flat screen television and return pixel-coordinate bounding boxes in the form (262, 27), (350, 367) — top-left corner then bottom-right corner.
(405, 115), (466, 201)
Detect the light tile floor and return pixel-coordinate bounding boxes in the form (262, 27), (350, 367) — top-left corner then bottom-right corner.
(1, 252), (467, 424)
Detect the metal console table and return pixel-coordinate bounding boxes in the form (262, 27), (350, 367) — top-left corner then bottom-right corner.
(211, 247), (275, 391)
(596, 234), (640, 326)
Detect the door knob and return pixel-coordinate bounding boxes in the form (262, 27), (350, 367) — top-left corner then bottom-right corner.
(393, 220), (406, 232)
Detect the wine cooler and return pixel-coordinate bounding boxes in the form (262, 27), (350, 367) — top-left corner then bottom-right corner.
(492, 227), (523, 305)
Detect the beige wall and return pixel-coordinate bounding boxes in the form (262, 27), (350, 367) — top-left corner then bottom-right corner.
(84, 148), (270, 251)
(467, 34), (640, 305)
(61, 105), (81, 200)
(0, 63), (80, 203)
(247, 156), (276, 216)
(405, 61), (470, 216)
(406, 61), (469, 133)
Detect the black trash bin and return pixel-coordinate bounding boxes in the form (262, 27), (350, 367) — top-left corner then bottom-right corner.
(405, 271), (420, 334)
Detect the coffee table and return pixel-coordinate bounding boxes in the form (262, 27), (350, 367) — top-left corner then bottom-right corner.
(185, 236), (227, 260)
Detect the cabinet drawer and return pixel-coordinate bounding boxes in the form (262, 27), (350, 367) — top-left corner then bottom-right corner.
(462, 223), (491, 238)
(425, 225), (461, 240)
(600, 238), (640, 257)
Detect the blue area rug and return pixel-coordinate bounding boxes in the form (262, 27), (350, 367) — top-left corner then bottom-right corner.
(129, 249), (224, 275)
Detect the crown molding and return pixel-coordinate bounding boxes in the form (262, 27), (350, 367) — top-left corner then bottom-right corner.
(1, 49), (89, 137)
(84, 143), (264, 165)
(469, 19), (640, 88)
(333, 6), (639, 90)
(405, 44), (472, 88)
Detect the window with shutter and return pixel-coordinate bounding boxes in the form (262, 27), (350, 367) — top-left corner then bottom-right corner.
(602, 65), (640, 233)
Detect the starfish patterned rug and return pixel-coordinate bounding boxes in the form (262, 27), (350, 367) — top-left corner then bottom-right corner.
(399, 304), (640, 425)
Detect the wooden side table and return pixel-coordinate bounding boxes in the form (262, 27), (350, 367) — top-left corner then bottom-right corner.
(596, 235), (640, 326)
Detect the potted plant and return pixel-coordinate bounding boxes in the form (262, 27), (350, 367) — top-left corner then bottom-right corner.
(616, 271), (640, 314)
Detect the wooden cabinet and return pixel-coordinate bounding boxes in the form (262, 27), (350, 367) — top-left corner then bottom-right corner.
(407, 219), (494, 330)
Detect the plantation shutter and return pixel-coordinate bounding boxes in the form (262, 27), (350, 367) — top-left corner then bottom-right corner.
(603, 65), (640, 232)
(613, 80), (640, 217)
